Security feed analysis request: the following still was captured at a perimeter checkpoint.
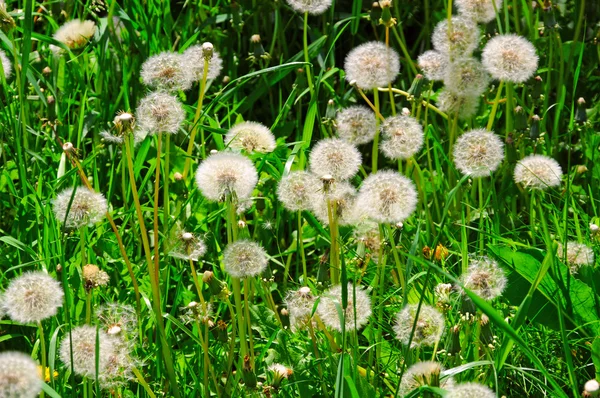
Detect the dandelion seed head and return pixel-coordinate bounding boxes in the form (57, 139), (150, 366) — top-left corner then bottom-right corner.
(400, 361), (454, 396)
(0, 351), (42, 398)
(453, 129), (504, 177)
(140, 52), (193, 91)
(513, 154), (563, 190)
(223, 239), (268, 278)
(482, 34), (538, 83)
(195, 152), (258, 201)
(277, 171), (321, 212)
(53, 186), (107, 230)
(0, 49), (11, 79)
(52, 19), (96, 54)
(182, 44), (223, 81)
(285, 287), (316, 331)
(455, 0), (503, 23)
(432, 17), (480, 57)
(96, 303), (138, 337)
(335, 106), (378, 145)
(355, 170), (418, 224)
(60, 325), (116, 378)
(82, 264), (110, 289)
(393, 304), (445, 347)
(311, 181), (357, 226)
(136, 92), (185, 135)
(317, 283), (372, 332)
(168, 230), (207, 261)
(1, 271), (63, 323)
(309, 138), (362, 181)
(460, 256), (506, 300)
(437, 89), (479, 120)
(353, 221), (381, 260)
(225, 121), (276, 153)
(446, 382), (496, 398)
(180, 301), (213, 324)
(344, 42), (400, 91)
(285, 0), (332, 14)
(380, 115), (424, 160)
(557, 242), (595, 273)
(444, 58), (490, 97)
(417, 50), (448, 81)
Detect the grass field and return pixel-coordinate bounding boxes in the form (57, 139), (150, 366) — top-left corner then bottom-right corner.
(0, 0), (599, 397)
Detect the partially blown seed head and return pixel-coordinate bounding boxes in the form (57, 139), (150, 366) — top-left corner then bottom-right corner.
(446, 382), (496, 398)
(0, 351), (42, 398)
(195, 152), (258, 201)
(182, 44), (224, 81)
(432, 17), (480, 57)
(96, 303), (138, 337)
(400, 361), (454, 396)
(168, 230), (207, 262)
(344, 42), (400, 90)
(460, 256), (506, 300)
(285, 0), (332, 15)
(223, 239), (268, 278)
(285, 287), (317, 331)
(453, 129), (504, 177)
(380, 115), (424, 160)
(444, 58), (490, 97)
(335, 106), (378, 145)
(482, 34), (538, 83)
(455, 0), (503, 23)
(355, 170), (418, 224)
(317, 284), (372, 332)
(557, 241), (595, 273)
(225, 121), (276, 153)
(51, 19), (96, 54)
(513, 154), (563, 190)
(437, 89), (480, 120)
(417, 50), (448, 81)
(1, 271), (63, 323)
(393, 304), (445, 347)
(0, 49), (11, 79)
(140, 52), (193, 91)
(277, 171), (320, 212)
(60, 325), (116, 378)
(309, 138), (362, 181)
(136, 92), (185, 135)
(53, 186), (108, 229)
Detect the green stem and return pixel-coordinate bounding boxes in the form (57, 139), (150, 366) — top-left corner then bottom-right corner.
(298, 211), (307, 282)
(183, 57), (210, 179)
(505, 82), (515, 139)
(153, 133), (163, 296)
(244, 278), (255, 366)
(326, 198), (340, 284)
(303, 12), (314, 95)
(163, 134), (170, 235)
(372, 91), (380, 173)
(39, 322), (47, 398)
(486, 81), (505, 131)
(478, 177), (485, 253)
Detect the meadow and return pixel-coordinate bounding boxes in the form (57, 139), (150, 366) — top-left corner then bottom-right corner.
(0, 0), (599, 397)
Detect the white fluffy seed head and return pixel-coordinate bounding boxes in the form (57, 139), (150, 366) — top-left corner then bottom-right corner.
(96, 303), (137, 337)
(446, 382), (496, 398)
(60, 325), (116, 378)
(53, 186), (107, 230)
(0, 351), (42, 398)
(140, 52), (193, 91)
(393, 304), (445, 347)
(285, 0), (332, 14)
(0, 49), (11, 79)
(513, 154), (563, 190)
(168, 230), (207, 261)
(557, 241), (595, 273)
(417, 50), (448, 81)
(277, 171), (320, 212)
(309, 138), (362, 181)
(195, 152), (258, 201)
(182, 45), (224, 81)
(344, 42), (400, 90)
(355, 170), (418, 224)
(223, 239), (268, 278)
(482, 34), (538, 83)
(225, 121), (276, 153)
(311, 181), (357, 226)
(400, 361), (454, 396)
(136, 92), (185, 135)
(2, 271), (63, 323)
(453, 129), (504, 177)
(380, 115), (424, 160)
(52, 19), (96, 54)
(460, 256), (507, 300)
(335, 106), (378, 145)
(432, 17), (480, 58)
(444, 58), (490, 96)
(317, 283), (372, 332)
(437, 89), (479, 120)
(455, 0), (503, 23)
(285, 288), (317, 331)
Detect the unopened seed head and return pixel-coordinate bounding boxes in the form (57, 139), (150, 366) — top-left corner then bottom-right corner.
(225, 121), (276, 153)
(453, 129), (504, 177)
(482, 34), (538, 83)
(309, 138), (362, 181)
(335, 106), (378, 145)
(344, 41), (400, 90)
(513, 154), (562, 190)
(223, 239), (268, 278)
(195, 152), (258, 201)
(53, 186), (108, 229)
(380, 115), (424, 160)
(0, 351), (42, 398)
(317, 283), (372, 332)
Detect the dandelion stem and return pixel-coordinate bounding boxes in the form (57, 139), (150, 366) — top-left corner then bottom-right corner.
(372, 91), (381, 173)
(153, 132), (163, 293)
(303, 11), (314, 95)
(385, 26), (396, 115)
(38, 322), (47, 398)
(244, 278), (255, 365)
(298, 211), (308, 282)
(163, 134), (171, 235)
(378, 87), (448, 119)
(326, 198), (340, 284)
(486, 81), (505, 131)
(505, 82), (515, 139)
(183, 57), (210, 179)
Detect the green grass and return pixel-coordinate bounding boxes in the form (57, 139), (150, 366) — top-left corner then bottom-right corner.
(1, 0), (600, 397)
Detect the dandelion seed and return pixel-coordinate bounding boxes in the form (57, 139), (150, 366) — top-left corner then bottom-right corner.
(393, 304), (445, 347)
(51, 19), (96, 54)
(355, 170), (418, 224)
(0, 49), (11, 79)
(82, 264), (110, 289)
(182, 43), (224, 81)
(223, 239), (268, 278)
(513, 154), (563, 190)
(52, 186), (108, 230)
(344, 41), (400, 91)
(195, 152), (258, 201)
(437, 89), (479, 119)
(277, 171), (320, 212)
(0, 351), (42, 398)
(136, 92), (185, 135)
(399, 361), (454, 396)
(285, 287), (316, 332)
(455, 0), (503, 23)
(434, 283), (454, 310)
(285, 0), (332, 15)
(453, 129), (504, 177)
(482, 34), (538, 83)
(335, 106), (378, 145)
(168, 230), (207, 262)
(460, 256), (506, 300)
(309, 138), (362, 181)
(96, 303), (137, 337)
(353, 221), (381, 260)
(140, 52), (193, 91)
(180, 301), (213, 324)
(380, 115), (424, 160)
(1, 271), (63, 323)
(311, 181), (357, 226)
(446, 382), (496, 398)
(417, 50), (448, 81)
(557, 241), (595, 273)
(60, 325), (116, 378)
(432, 17), (480, 57)
(225, 121), (276, 153)
(317, 283), (372, 332)
(444, 58), (490, 97)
